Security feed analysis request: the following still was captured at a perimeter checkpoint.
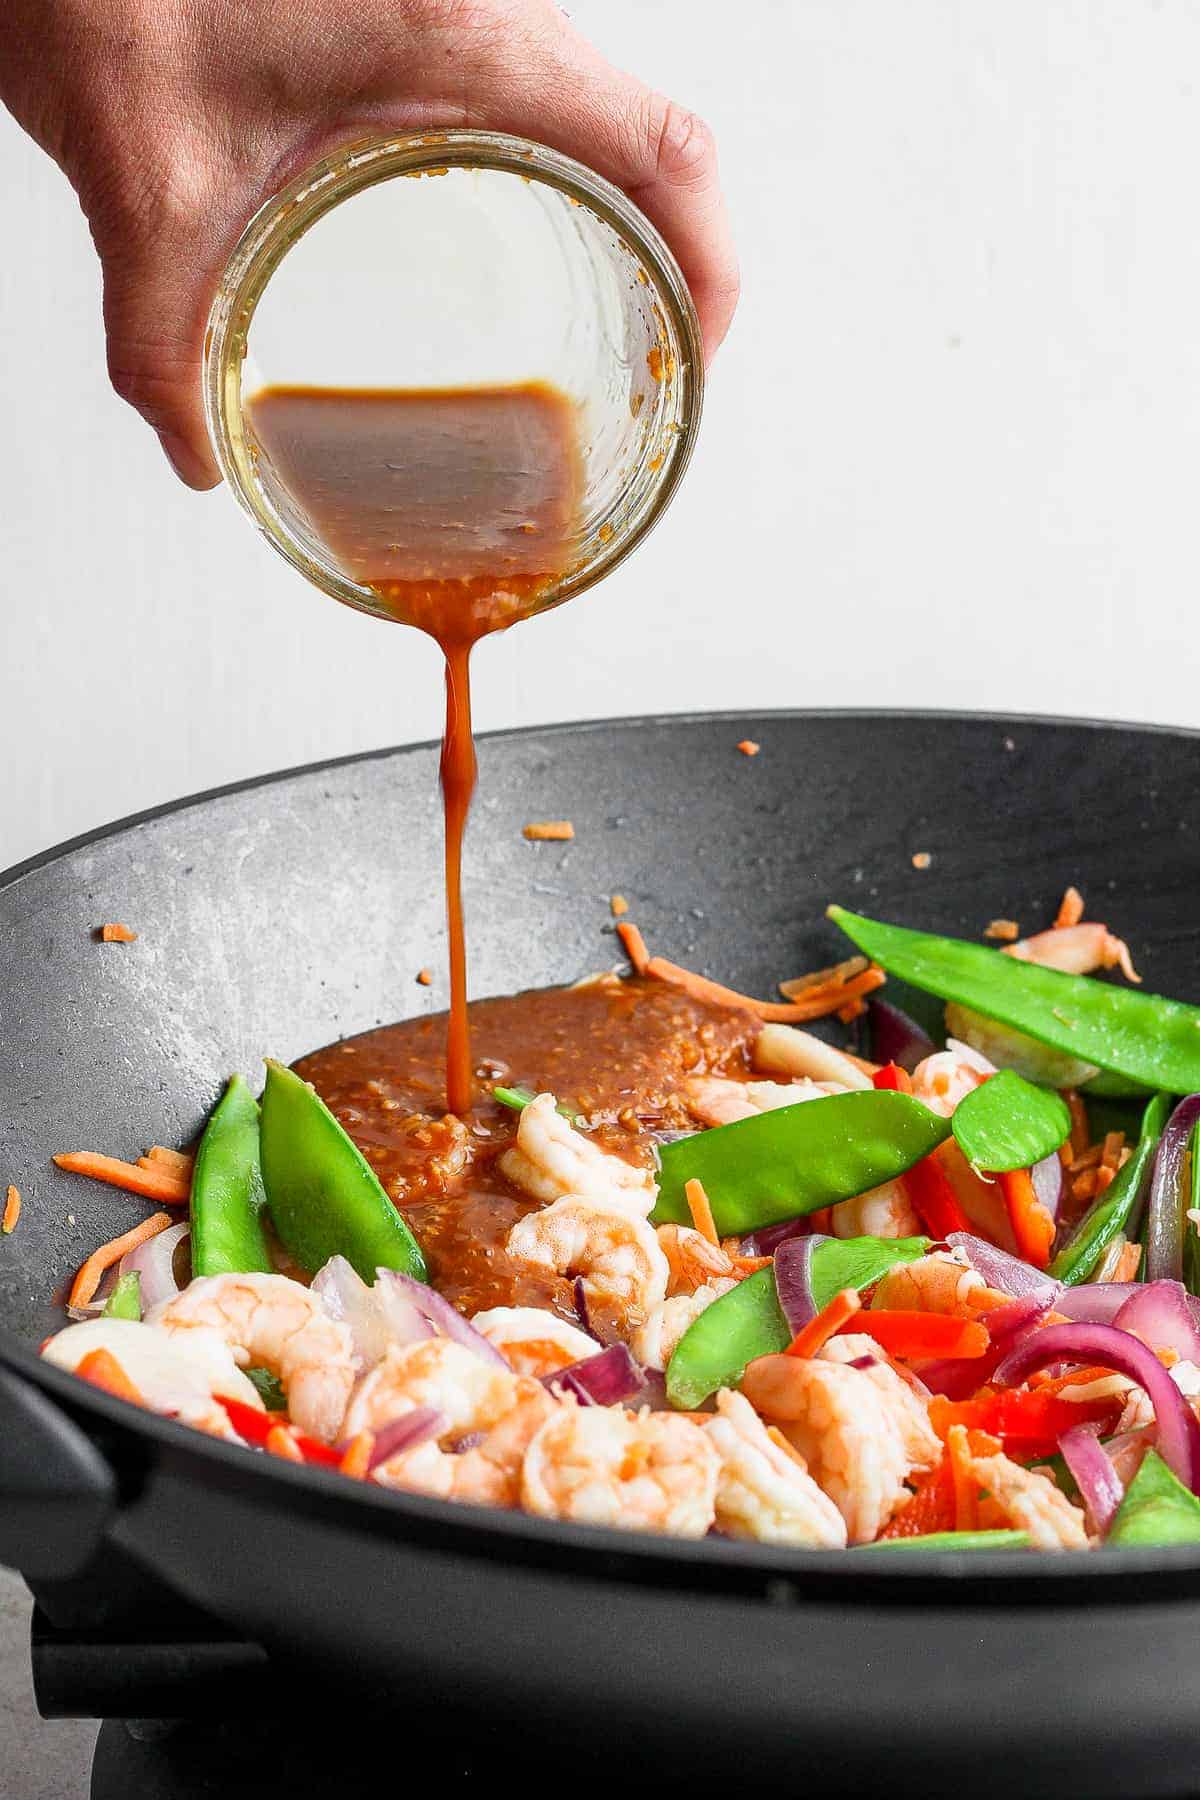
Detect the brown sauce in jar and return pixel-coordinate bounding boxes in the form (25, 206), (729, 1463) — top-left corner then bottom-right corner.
(248, 382), (583, 1113)
(295, 975), (759, 1317)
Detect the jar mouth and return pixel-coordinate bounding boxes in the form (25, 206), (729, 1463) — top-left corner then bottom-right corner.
(203, 129), (705, 624)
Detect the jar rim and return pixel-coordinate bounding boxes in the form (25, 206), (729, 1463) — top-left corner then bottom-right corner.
(203, 128), (705, 621)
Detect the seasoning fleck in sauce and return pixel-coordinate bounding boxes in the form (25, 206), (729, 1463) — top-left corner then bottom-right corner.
(247, 384), (583, 1112)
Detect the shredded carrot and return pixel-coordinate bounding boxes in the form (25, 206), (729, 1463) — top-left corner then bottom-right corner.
(76, 1347), (145, 1406)
(99, 923), (137, 943)
(415, 968), (433, 986)
(610, 894), (629, 917)
(786, 1287), (862, 1359)
(878, 1456), (955, 1539)
(616, 920), (650, 976)
(53, 1151), (189, 1206)
(837, 997), (867, 1024)
(338, 1431), (375, 1479)
(947, 1424), (978, 1532)
(138, 1146), (194, 1181)
(1063, 1090), (1090, 1158)
(2, 1185), (21, 1235)
(1000, 1167), (1055, 1269)
(1101, 1131), (1126, 1171)
(1054, 886), (1085, 929)
(644, 953), (884, 1024)
(1028, 1364), (1123, 1397)
(68, 1210), (174, 1309)
(684, 1178), (719, 1247)
(984, 919), (1020, 942)
(779, 955), (870, 999)
(731, 1254), (774, 1275)
(522, 820), (574, 842)
(850, 1311), (990, 1360)
(911, 852), (932, 870)
(736, 739), (761, 757)
(1112, 1240), (1143, 1283)
(265, 1425), (305, 1464)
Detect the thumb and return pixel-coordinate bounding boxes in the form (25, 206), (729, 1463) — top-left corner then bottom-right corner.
(95, 208), (224, 491)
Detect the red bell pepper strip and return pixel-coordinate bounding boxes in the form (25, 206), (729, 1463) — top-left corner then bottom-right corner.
(1000, 1167), (1055, 1269)
(872, 1066), (970, 1236)
(877, 1455), (955, 1539)
(215, 1395), (341, 1468)
(847, 1310), (991, 1360)
(929, 1387), (1121, 1457)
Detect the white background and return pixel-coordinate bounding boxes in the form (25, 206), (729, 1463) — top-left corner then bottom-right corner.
(4, 0), (1200, 871)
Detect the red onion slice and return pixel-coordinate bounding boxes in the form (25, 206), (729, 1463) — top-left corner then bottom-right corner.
(1113, 1280), (1200, 1364)
(572, 1276), (601, 1343)
(1055, 1282), (1200, 1328)
(994, 1321), (1200, 1493)
(868, 999), (936, 1073)
(1030, 1153), (1064, 1222)
(772, 1234), (830, 1336)
(946, 1231), (1062, 1302)
(375, 1269), (508, 1367)
(367, 1407), (444, 1471)
(742, 1216), (815, 1258)
(1058, 1421), (1125, 1537)
(120, 1221), (190, 1311)
(543, 1343), (646, 1407)
(313, 1256), (430, 1366)
(1145, 1095), (1200, 1284)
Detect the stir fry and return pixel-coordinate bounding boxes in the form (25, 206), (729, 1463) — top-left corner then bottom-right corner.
(37, 892), (1200, 1551)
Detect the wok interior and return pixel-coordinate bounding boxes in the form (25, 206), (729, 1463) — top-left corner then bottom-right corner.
(2, 711), (1197, 1352)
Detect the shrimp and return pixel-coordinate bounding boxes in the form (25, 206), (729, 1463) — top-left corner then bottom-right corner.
(149, 1272), (355, 1443)
(657, 1223), (735, 1295)
(704, 1390), (846, 1547)
(631, 1279), (738, 1371)
(910, 1050), (989, 1118)
(506, 1196), (669, 1335)
(830, 1180), (921, 1241)
(819, 1335), (942, 1474)
(685, 1076), (841, 1129)
(967, 1448), (1088, 1549)
(752, 1023), (872, 1091)
(1116, 1360), (1200, 1435)
(870, 1250), (995, 1317)
(471, 1306), (598, 1378)
(522, 1402), (719, 1536)
(499, 1092), (655, 1214)
(740, 1353), (910, 1543)
(342, 1336), (556, 1505)
(41, 1318), (260, 1440)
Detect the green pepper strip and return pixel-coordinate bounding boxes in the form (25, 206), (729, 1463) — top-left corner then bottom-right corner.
(665, 1236), (928, 1410)
(1049, 1092), (1170, 1285)
(651, 1091), (949, 1233)
(1106, 1449), (1200, 1546)
(101, 1270), (142, 1321)
(829, 906), (1200, 1095)
(260, 1060), (427, 1285)
(858, 1530), (1031, 1553)
(190, 1074), (274, 1278)
(950, 1069), (1071, 1172)
(493, 1086), (580, 1125)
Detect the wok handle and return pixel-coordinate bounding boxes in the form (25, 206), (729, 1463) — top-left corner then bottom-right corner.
(0, 1366), (116, 1579)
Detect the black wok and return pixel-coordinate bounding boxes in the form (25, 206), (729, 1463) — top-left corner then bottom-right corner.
(3, 710), (1200, 1796)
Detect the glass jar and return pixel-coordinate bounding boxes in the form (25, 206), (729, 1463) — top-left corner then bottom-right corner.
(203, 129), (704, 625)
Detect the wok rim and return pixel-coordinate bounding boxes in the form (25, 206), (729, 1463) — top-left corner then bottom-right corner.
(5, 704), (1200, 1599)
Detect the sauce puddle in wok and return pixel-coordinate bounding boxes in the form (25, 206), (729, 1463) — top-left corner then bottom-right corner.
(248, 382), (583, 1112)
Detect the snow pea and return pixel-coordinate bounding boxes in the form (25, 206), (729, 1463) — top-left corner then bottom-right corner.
(1049, 1091), (1169, 1285)
(260, 1060), (426, 1284)
(190, 1074), (273, 1278)
(1106, 1449), (1200, 1546)
(665, 1236), (928, 1410)
(951, 1070), (1071, 1172)
(858, 1531), (1031, 1553)
(102, 1271), (141, 1321)
(829, 906), (1200, 1094)
(651, 1092), (949, 1233)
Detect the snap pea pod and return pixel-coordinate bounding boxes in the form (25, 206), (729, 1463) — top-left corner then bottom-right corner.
(1049, 1092), (1169, 1285)
(1106, 1449), (1200, 1546)
(190, 1074), (273, 1278)
(950, 1069), (1071, 1172)
(651, 1092), (949, 1233)
(858, 1531), (1031, 1553)
(665, 1236), (929, 1410)
(102, 1271), (141, 1320)
(259, 1060), (426, 1285)
(829, 906), (1200, 1094)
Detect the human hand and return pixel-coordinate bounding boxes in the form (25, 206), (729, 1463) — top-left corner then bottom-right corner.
(2, 0), (738, 489)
